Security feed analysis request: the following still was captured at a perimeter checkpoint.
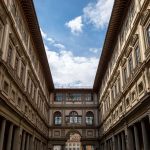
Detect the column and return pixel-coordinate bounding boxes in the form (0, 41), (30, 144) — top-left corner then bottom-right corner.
(61, 145), (65, 150)
(0, 119), (6, 150)
(121, 132), (126, 150)
(134, 125), (140, 150)
(12, 127), (22, 150)
(112, 136), (117, 150)
(21, 131), (26, 150)
(29, 136), (35, 150)
(127, 128), (134, 150)
(117, 135), (121, 150)
(141, 120), (150, 150)
(6, 124), (14, 150)
(25, 134), (29, 150)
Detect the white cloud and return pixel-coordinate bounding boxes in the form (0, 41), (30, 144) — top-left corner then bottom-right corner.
(45, 48), (99, 87)
(83, 0), (114, 29)
(89, 48), (99, 53)
(65, 16), (83, 34)
(40, 28), (66, 50)
(40, 28), (47, 39)
(47, 38), (55, 44)
(54, 43), (65, 50)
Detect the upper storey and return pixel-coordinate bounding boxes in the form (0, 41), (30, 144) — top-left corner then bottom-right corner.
(0, 0), (54, 91)
(50, 88), (98, 105)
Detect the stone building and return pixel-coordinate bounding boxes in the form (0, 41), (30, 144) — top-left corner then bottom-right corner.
(0, 0), (150, 150)
(0, 0), (54, 149)
(93, 0), (150, 150)
(48, 89), (99, 149)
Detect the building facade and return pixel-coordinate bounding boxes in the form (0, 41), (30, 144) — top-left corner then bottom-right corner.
(0, 0), (54, 149)
(0, 0), (150, 150)
(48, 89), (99, 150)
(93, 0), (150, 150)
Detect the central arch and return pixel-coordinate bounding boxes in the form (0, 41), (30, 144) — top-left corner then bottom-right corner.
(65, 130), (82, 150)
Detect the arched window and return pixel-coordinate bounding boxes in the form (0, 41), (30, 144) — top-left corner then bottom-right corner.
(68, 111), (82, 124)
(54, 111), (61, 125)
(86, 112), (94, 125)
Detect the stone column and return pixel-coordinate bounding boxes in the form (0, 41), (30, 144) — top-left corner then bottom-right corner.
(21, 131), (26, 150)
(61, 145), (65, 150)
(112, 136), (117, 150)
(134, 125), (140, 150)
(25, 134), (29, 150)
(6, 124), (14, 150)
(117, 135), (121, 150)
(12, 127), (22, 150)
(29, 136), (35, 150)
(141, 120), (150, 150)
(0, 119), (6, 150)
(127, 128), (134, 150)
(121, 132), (126, 150)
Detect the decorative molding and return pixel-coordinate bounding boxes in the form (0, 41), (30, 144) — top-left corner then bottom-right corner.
(140, 9), (150, 26)
(0, 6), (7, 24)
(129, 34), (138, 47)
(125, 46), (133, 57)
(120, 56), (127, 66)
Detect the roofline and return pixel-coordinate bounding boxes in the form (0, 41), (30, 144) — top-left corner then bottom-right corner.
(93, 0), (131, 92)
(55, 88), (93, 92)
(20, 0), (54, 90)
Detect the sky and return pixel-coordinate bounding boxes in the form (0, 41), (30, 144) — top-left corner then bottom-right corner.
(34, 0), (114, 87)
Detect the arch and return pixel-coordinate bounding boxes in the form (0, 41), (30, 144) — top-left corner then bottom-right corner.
(69, 111), (79, 124)
(86, 111), (94, 125)
(54, 111), (62, 125)
(66, 130), (82, 139)
(65, 130), (82, 150)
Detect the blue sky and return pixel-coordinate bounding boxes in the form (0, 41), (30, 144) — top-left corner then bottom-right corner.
(34, 0), (114, 87)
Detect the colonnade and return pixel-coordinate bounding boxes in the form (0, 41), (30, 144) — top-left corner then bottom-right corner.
(0, 116), (47, 150)
(100, 116), (150, 150)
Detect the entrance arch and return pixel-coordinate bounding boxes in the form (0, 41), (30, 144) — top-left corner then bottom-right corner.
(65, 132), (82, 150)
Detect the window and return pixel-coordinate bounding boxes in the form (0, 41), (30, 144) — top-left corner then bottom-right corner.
(15, 54), (19, 75)
(7, 45), (13, 66)
(26, 76), (29, 91)
(3, 81), (9, 94)
(85, 93), (92, 101)
(138, 82), (144, 94)
(86, 112), (94, 125)
(55, 93), (65, 101)
(126, 98), (130, 106)
(17, 97), (21, 107)
(135, 45), (141, 65)
(67, 111), (81, 124)
(67, 93), (82, 101)
(128, 55), (133, 75)
(11, 90), (15, 101)
(131, 91), (136, 101)
(117, 77), (121, 93)
(147, 25), (150, 46)
(20, 62), (25, 83)
(54, 112), (61, 125)
(123, 66), (127, 84)
(119, 105), (123, 113)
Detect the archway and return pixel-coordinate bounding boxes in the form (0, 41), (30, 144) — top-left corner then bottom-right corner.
(65, 132), (82, 150)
